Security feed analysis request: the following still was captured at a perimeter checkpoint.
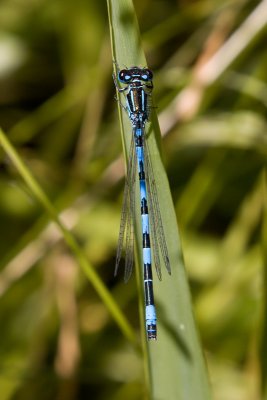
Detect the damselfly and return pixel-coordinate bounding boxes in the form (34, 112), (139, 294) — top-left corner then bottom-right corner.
(114, 66), (171, 340)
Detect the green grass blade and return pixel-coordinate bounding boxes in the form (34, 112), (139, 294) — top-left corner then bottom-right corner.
(0, 127), (136, 345)
(261, 168), (267, 399)
(107, 0), (212, 398)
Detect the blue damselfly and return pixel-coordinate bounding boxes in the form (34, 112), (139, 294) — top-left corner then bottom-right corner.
(114, 66), (171, 340)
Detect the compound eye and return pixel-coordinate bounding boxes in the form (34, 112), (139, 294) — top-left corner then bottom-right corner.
(118, 70), (131, 83)
(141, 69), (153, 81)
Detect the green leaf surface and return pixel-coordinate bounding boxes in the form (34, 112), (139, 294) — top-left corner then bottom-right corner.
(261, 169), (267, 399)
(107, 0), (211, 399)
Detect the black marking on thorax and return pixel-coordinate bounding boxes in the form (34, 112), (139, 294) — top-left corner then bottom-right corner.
(126, 80), (148, 124)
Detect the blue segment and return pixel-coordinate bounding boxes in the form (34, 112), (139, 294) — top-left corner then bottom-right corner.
(140, 181), (147, 201)
(136, 147), (143, 166)
(143, 248), (151, 264)
(135, 128), (142, 137)
(146, 305), (157, 325)
(142, 214), (149, 233)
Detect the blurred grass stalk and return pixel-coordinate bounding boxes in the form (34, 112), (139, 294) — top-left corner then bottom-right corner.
(107, 0), (211, 399)
(159, 0), (267, 131)
(0, 127), (136, 345)
(261, 169), (267, 399)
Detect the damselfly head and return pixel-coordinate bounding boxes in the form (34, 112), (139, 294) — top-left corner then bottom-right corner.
(118, 67), (153, 83)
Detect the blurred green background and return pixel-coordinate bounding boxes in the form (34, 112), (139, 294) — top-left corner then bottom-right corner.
(0, 0), (266, 399)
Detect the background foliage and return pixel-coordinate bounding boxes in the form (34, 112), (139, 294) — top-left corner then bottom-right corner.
(0, 0), (266, 399)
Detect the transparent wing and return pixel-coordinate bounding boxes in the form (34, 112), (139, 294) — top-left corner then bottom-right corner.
(115, 135), (137, 282)
(143, 134), (171, 277)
